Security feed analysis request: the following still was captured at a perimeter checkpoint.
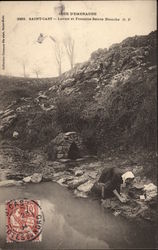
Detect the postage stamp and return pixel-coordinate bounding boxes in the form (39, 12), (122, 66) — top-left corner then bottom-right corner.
(6, 199), (44, 243)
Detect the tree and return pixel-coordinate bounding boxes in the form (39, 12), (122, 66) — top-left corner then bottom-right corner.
(22, 60), (27, 77)
(32, 66), (42, 78)
(54, 43), (63, 76)
(63, 36), (75, 69)
(50, 36), (63, 76)
(16, 57), (28, 77)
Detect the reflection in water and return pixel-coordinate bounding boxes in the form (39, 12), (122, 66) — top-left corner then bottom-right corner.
(0, 182), (156, 249)
(42, 199), (108, 249)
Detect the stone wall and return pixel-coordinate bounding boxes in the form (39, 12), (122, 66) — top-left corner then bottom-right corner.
(53, 132), (85, 159)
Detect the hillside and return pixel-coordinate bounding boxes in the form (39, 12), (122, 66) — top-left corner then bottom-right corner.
(0, 76), (56, 110)
(0, 31), (157, 222)
(0, 31), (157, 179)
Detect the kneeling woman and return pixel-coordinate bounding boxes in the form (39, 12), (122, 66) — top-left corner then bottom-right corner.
(90, 167), (134, 203)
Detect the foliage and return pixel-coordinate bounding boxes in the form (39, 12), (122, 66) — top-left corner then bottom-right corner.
(55, 67), (156, 154)
(55, 94), (85, 132)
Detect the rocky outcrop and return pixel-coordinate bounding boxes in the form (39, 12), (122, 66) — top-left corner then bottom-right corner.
(0, 31), (156, 154)
(0, 109), (17, 132)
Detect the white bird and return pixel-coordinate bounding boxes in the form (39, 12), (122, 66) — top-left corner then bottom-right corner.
(37, 33), (47, 44)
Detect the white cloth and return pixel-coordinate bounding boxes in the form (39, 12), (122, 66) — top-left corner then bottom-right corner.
(143, 183), (157, 201)
(121, 171), (135, 184)
(144, 183), (157, 191)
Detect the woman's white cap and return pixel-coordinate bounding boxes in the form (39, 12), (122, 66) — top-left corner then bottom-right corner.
(121, 171), (135, 184)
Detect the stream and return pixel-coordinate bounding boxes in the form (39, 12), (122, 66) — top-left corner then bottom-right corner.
(0, 182), (156, 249)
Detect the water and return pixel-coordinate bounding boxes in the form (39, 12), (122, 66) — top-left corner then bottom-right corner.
(0, 182), (156, 249)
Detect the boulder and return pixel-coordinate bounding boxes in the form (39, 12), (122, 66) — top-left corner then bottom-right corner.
(31, 173), (43, 183)
(62, 78), (75, 87)
(77, 180), (94, 193)
(75, 170), (84, 176)
(23, 173), (43, 183)
(88, 171), (98, 179)
(23, 176), (31, 183)
(2, 114), (17, 123)
(67, 175), (88, 189)
(57, 178), (68, 186)
(0, 114), (17, 132)
(53, 172), (66, 178)
(1, 109), (14, 118)
(54, 173), (73, 183)
(74, 190), (88, 198)
(0, 180), (22, 187)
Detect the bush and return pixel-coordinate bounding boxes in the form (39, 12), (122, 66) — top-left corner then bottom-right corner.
(25, 112), (59, 148)
(55, 95), (85, 132)
(44, 141), (57, 160)
(54, 67), (156, 154)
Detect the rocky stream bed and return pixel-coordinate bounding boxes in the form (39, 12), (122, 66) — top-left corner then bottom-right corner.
(0, 147), (157, 224)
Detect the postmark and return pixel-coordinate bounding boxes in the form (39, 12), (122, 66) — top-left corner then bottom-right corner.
(6, 199), (44, 243)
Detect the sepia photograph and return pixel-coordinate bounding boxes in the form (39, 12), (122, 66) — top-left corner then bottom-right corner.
(0, 0), (157, 249)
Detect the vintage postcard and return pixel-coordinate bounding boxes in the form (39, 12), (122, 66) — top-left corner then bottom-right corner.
(0, 1), (157, 249)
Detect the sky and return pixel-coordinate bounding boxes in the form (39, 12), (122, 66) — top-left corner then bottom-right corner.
(0, 0), (157, 77)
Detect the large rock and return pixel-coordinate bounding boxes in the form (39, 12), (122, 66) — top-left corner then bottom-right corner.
(74, 189), (88, 198)
(62, 78), (75, 87)
(56, 178), (68, 186)
(1, 109), (14, 118)
(23, 173), (43, 183)
(75, 170), (84, 176)
(67, 175), (88, 189)
(77, 180), (94, 193)
(88, 171), (98, 179)
(31, 173), (43, 183)
(0, 180), (22, 187)
(2, 114), (17, 123)
(23, 176), (31, 183)
(0, 112), (17, 132)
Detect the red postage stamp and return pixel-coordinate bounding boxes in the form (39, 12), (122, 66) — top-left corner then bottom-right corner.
(6, 199), (44, 243)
